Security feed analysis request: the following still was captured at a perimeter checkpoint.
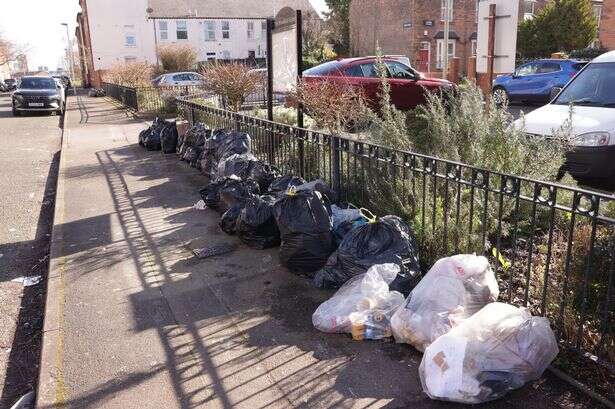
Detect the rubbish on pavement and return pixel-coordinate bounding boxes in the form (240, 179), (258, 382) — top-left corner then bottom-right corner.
(138, 117), (166, 151)
(219, 177), (260, 208)
(331, 205), (365, 244)
(236, 195), (280, 249)
(313, 210), (421, 296)
(193, 243), (239, 259)
(11, 276), (42, 287)
(419, 302), (559, 404)
(268, 175), (306, 196)
(160, 121), (179, 154)
(88, 88), (105, 97)
(220, 205), (243, 235)
(312, 263), (405, 340)
(199, 179), (227, 211)
(193, 200), (206, 210)
(249, 162), (279, 192)
(217, 153), (258, 180)
(274, 186), (335, 274)
(296, 179), (337, 203)
(390, 254), (499, 351)
(216, 131), (251, 161)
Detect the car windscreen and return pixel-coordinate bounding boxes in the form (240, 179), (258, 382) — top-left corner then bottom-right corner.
(553, 62), (615, 107)
(19, 77), (57, 90)
(303, 61), (343, 76)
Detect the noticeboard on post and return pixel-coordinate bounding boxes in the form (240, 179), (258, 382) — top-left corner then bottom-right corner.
(476, 0), (519, 74)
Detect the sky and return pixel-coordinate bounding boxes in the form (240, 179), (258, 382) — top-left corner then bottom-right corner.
(0, 0), (330, 72)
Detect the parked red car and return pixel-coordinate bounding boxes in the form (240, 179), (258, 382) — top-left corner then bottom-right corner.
(302, 56), (454, 110)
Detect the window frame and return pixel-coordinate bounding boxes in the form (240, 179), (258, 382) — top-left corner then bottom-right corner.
(125, 34), (136, 47)
(176, 20), (188, 40)
(435, 39), (456, 69)
(593, 4), (603, 26)
(440, 0), (454, 22)
(204, 20), (216, 41)
(159, 21), (168, 40)
(221, 21), (230, 39)
(247, 21), (255, 40)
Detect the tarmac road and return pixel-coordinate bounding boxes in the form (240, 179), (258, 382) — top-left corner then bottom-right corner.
(0, 93), (62, 407)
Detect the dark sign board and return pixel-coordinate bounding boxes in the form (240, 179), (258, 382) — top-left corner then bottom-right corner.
(403, 22), (413, 29)
(423, 19), (434, 27)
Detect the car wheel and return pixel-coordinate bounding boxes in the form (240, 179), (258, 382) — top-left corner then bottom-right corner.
(492, 87), (509, 106)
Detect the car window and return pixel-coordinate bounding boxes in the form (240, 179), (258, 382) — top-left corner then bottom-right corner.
(538, 62), (561, 74)
(172, 74), (189, 82)
(573, 62), (587, 71)
(189, 74), (202, 81)
(343, 65), (364, 77)
(303, 61), (343, 76)
(386, 61), (416, 80)
(19, 77), (57, 89)
(554, 62), (615, 107)
(360, 63), (388, 78)
(515, 63), (537, 77)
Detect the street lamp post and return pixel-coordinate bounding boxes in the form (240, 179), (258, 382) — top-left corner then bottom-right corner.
(442, 0), (450, 80)
(61, 23), (77, 96)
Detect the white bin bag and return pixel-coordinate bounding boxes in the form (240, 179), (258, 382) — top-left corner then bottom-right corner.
(391, 254), (499, 351)
(312, 264), (405, 340)
(419, 302), (559, 404)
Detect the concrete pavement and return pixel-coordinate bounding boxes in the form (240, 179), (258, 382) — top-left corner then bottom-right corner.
(0, 93), (61, 408)
(36, 94), (604, 409)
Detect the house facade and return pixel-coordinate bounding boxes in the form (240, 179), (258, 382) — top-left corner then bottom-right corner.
(349, 0), (609, 78)
(76, 0), (318, 87)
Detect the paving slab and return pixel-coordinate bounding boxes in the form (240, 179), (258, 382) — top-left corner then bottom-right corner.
(36, 95), (605, 409)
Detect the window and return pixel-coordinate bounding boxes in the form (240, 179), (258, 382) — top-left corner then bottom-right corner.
(303, 60), (343, 76)
(205, 21), (215, 41)
(124, 56), (137, 64)
(261, 21), (267, 39)
(221, 50), (231, 60)
(159, 21), (168, 40)
(436, 39), (455, 69)
(221, 21), (230, 39)
(471, 39), (477, 56)
(537, 62), (561, 74)
(125, 34), (136, 47)
(553, 62), (615, 107)
(515, 63), (538, 77)
(524, 0), (536, 20)
(475, 0), (479, 22)
(247, 22), (255, 39)
(176, 21), (188, 40)
(386, 61), (416, 80)
(593, 4), (603, 26)
(344, 65), (364, 77)
(359, 63), (382, 78)
(440, 0), (453, 21)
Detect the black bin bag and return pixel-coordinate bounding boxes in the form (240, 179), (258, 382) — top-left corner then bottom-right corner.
(161, 122), (179, 154)
(236, 195), (280, 249)
(249, 162), (279, 192)
(216, 131), (251, 161)
(199, 179), (226, 211)
(313, 210), (421, 296)
(219, 177), (260, 209)
(268, 175), (306, 196)
(273, 187), (336, 274)
(220, 204), (243, 235)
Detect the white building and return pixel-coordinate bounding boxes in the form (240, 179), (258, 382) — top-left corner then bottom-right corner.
(77, 0), (318, 86)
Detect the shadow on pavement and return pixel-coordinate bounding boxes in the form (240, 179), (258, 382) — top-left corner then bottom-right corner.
(46, 135), (606, 409)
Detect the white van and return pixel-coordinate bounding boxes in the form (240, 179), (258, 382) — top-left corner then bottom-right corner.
(515, 51), (615, 189)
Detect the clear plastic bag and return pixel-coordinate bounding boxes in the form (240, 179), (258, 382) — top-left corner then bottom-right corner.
(391, 254), (499, 351)
(419, 302), (559, 404)
(312, 264), (405, 340)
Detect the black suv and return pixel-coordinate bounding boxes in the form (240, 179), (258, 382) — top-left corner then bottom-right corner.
(12, 76), (65, 116)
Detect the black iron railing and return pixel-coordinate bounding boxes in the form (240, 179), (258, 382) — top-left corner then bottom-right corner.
(176, 94), (615, 375)
(103, 82), (285, 114)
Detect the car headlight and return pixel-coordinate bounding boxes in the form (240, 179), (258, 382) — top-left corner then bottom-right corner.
(48, 94), (61, 100)
(572, 131), (611, 147)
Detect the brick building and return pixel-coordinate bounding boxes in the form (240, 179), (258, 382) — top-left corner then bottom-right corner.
(349, 0), (608, 79)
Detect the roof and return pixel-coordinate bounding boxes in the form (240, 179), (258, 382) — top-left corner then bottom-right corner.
(147, 0), (319, 19)
(434, 31), (460, 39)
(592, 50), (615, 63)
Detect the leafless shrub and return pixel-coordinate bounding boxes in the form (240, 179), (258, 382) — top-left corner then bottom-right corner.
(289, 79), (367, 133)
(157, 44), (198, 72)
(201, 63), (262, 112)
(102, 62), (153, 87)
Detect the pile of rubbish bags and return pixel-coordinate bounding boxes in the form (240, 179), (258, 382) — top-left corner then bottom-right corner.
(137, 120), (559, 405)
(138, 117), (178, 153)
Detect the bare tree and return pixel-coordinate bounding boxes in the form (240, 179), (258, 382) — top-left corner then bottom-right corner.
(201, 63), (262, 112)
(0, 34), (27, 67)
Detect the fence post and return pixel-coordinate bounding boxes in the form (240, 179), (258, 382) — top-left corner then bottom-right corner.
(266, 18), (274, 122)
(331, 136), (341, 197)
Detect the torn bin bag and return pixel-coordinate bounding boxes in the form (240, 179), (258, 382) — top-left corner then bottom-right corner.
(419, 302), (558, 404)
(390, 254), (499, 352)
(313, 213), (421, 296)
(236, 195), (280, 249)
(249, 162), (279, 192)
(312, 263), (405, 340)
(273, 188), (335, 274)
